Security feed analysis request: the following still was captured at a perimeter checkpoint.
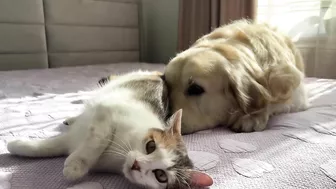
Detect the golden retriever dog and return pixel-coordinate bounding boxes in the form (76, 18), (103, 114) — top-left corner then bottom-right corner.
(164, 19), (309, 134)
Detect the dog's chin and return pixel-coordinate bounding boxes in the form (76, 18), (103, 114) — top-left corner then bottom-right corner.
(180, 112), (226, 134)
(170, 97), (229, 134)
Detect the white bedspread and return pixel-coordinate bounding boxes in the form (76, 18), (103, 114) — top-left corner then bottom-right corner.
(0, 63), (336, 189)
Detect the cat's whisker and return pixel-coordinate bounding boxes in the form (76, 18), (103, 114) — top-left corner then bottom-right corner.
(180, 176), (191, 189)
(92, 129), (129, 152)
(106, 144), (128, 155)
(177, 176), (188, 189)
(126, 139), (133, 151)
(175, 168), (192, 176)
(104, 149), (125, 156)
(176, 174), (187, 189)
(104, 149), (127, 158)
(104, 152), (126, 158)
(94, 133), (130, 154)
(110, 132), (132, 152)
(176, 172), (191, 189)
(110, 140), (129, 154)
(95, 135), (129, 154)
(110, 132), (129, 148)
(123, 139), (132, 152)
(110, 143), (130, 156)
(175, 174), (183, 189)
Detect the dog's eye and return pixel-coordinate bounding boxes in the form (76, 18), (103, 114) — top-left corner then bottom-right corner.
(186, 83), (205, 96)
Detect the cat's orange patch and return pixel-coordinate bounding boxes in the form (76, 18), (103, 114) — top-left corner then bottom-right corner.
(144, 129), (181, 150)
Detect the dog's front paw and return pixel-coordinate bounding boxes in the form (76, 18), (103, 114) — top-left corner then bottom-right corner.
(230, 114), (269, 133)
(63, 157), (89, 181)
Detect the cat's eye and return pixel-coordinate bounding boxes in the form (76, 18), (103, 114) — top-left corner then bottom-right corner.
(186, 83), (205, 96)
(153, 169), (168, 183)
(146, 140), (156, 154)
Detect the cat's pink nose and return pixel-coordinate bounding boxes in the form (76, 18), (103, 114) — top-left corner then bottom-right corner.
(131, 160), (141, 172)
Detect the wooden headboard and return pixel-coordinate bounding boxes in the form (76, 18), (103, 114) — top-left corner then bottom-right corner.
(0, 0), (140, 71)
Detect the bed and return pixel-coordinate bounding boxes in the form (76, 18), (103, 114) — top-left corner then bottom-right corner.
(0, 63), (336, 189)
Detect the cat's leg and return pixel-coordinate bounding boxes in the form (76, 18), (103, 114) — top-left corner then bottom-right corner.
(63, 106), (113, 180)
(7, 134), (69, 157)
(63, 126), (112, 180)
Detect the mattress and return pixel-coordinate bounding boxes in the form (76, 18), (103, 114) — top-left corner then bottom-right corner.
(0, 63), (336, 189)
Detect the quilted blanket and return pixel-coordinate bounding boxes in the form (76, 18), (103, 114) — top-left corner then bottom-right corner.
(0, 63), (336, 189)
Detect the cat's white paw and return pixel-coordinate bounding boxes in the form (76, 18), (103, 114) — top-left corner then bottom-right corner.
(63, 158), (89, 181)
(7, 140), (32, 156)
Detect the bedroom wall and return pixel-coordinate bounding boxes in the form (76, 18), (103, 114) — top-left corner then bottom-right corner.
(140, 0), (179, 64)
(0, 0), (177, 70)
(0, 0), (48, 70)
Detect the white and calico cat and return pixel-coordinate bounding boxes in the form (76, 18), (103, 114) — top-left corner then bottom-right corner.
(7, 71), (213, 189)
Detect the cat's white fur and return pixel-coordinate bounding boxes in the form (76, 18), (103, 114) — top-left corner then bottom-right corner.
(7, 71), (187, 189)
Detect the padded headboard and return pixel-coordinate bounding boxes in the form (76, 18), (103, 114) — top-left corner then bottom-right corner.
(0, 0), (140, 71)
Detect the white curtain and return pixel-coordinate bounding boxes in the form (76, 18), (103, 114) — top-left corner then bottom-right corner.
(257, 0), (336, 79)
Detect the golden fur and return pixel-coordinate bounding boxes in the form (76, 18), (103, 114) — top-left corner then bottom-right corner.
(164, 19), (309, 134)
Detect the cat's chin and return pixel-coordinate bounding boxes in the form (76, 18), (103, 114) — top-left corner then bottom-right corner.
(122, 164), (138, 184)
(123, 170), (145, 188)
(122, 166), (132, 180)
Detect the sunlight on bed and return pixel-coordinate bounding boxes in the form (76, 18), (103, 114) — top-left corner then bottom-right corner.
(0, 91), (94, 138)
(306, 78), (336, 102)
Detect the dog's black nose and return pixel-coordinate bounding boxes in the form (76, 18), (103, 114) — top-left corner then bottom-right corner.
(98, 77), (109, 86)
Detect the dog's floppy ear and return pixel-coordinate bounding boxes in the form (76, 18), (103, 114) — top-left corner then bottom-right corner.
(213, 44), (271, 114)
(226, 62), (302, 114)
(226, 69), (272, 114)
(266, 63), (302, 103)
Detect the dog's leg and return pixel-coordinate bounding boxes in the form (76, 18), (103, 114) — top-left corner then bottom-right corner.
(270, 82), (309, 115)
(230, 112), (269, 132)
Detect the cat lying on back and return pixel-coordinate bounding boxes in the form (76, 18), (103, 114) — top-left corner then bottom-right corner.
(7, 71), (213, 189)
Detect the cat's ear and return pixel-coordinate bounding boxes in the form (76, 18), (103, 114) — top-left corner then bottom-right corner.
(167, 109), (183, 135)
(189, 170), (213, 187)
